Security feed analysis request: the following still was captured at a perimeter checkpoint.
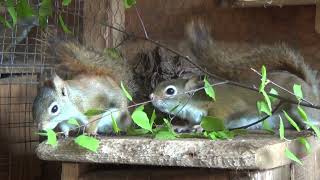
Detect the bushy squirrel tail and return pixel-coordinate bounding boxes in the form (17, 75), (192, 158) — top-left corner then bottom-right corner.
(185, 20), (319, 98)
(46, 29), (137, 94)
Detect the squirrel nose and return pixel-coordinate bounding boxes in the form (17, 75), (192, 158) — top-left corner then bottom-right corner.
(149, 93), (154, 100)
(38, 123), (43, 130)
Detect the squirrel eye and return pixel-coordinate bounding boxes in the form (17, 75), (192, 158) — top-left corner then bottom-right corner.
(164, 85), (177, 96)
(48, 102), (60, 116)
(51, 105), (58, 113)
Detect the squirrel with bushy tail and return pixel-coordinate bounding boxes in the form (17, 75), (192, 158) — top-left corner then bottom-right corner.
(32, 30), (137, 136)
(150, 21), (320, 132)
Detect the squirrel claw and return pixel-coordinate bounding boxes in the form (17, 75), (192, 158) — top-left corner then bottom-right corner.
(57, 133), (68, 139)
(191, 125), (204, 133)
(173, 125), (193, 133)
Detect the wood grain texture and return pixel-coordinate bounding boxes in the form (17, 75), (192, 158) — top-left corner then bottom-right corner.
(36, 131), (319, 170)
(316, 1), (320, 34)
(83, 0), (125, 50)
(125, 1), (320, 71)
(217, 0), (316, 8)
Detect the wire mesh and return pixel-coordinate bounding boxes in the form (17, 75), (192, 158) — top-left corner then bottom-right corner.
(0, 0), (84, 179)
(0, 0), (198, 179)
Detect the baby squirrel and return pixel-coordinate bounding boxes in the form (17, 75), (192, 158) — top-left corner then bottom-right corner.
(32, 38), (136, 136)
(150, 21), (320, 131)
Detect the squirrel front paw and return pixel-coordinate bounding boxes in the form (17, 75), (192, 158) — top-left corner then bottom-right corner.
(173, 124), (204, 133)
(173, 125), (193, 133)
(191, 125), (204, 133)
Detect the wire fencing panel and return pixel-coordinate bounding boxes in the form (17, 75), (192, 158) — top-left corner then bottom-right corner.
(0, 0), (197, 179)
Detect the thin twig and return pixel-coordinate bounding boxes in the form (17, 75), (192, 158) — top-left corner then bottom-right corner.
(57, 81), (228, 134)
(134, 6), (149, 39)
(99, 23), (320, 110)
(251, 68), (314, 106)
(168, 91), (194, 121)
(230, 101), (283, 130)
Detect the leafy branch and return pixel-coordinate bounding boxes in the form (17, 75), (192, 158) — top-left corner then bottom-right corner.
(99, 22), (320, 111)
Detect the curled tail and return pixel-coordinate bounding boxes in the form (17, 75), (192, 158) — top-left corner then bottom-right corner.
(186, 21), (319, 98)
(47, 36), (137, 94)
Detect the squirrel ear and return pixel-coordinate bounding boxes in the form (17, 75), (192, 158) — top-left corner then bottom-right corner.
(185, 76), (203, 90)
(52, 73), (68, 97)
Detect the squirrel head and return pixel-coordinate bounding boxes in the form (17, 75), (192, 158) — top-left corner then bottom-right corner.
(32, 73), (73, 131)
(150, 76), (205, 115)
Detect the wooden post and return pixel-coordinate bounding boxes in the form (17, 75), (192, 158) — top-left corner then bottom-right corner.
(83, 0), (125, 50)
(316, 1), (320, 34)
(61, 163), (91, 180)
(35, 131), (320, 180)
(217, 0), (316, 8)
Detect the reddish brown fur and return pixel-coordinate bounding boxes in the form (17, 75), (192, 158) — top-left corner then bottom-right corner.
(53, 42), (118, 81)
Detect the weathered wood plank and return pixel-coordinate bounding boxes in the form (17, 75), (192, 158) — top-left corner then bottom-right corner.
(316, 1), (320, 34)
(36, 131), (320, 170)
(83, 0), (125, 50)
(78, 166), (291, 180)
(218, 0), (316, 8)
(61, 163), (91, 180)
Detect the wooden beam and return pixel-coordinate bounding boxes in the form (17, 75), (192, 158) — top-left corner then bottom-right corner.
(79, 165), (291, 180)
(218, 0), (316, 8)
(61, 163), (91, 180)
(316, 1), (320, 34)
(83, 0), (125, 50)
(36, 131), (320, 170)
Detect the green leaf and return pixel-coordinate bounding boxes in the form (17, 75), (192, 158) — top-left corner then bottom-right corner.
(282, 110), (300, 132)
(163, 118), (173, 129)
(0, 16), (12, 28)
(207, 131), (217, 140)
(304, 121), (320, 139)
(58, 15), (72, 34)
(204, 77), (215, 101)
(38, 0), (52, 28)
(257, 101), (271, 116)
(200, 116), (225, 132)
(6, 0), (17, 25)
(259, 65), (267, 92)
(279, 115), (285, 140)
(297, 105), (308, 122)
(67, 118), (80, 126)
(298, 137), (311, 154)
(123, 0), (136, 9)
(16, 0), (34, 18)
(293, 84), (303, 101)
(215, 130), (234, 139)
(131, 109), (152, 132)
(285, 148), (303, 165)
(262, 120), (274, 133)
(155, 130), (176, 140)
(74, 135), (100, 152)
(262, 91), (272, 112)
(269, 88), (279, 103)
(121, 81), (133, 102)
(150, 110), (156, 127)
(310, 125), (320, 139)
(136, 105), (144, 111)
(84, 109), (104, 117)
(46, 129), (57, 146)
(163, 118), (177, 135)
(111, 114), (121, 134)
(62, 0), (72, 6)
(126, 127), (150, 136)
(104, 48), (121, 59)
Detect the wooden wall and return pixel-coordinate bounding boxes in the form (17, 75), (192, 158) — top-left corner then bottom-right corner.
(125, 0), (320, 69)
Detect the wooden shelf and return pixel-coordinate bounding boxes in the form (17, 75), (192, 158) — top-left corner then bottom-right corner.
(36, 130), (319, 170)
(218, 0), (317, 8)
